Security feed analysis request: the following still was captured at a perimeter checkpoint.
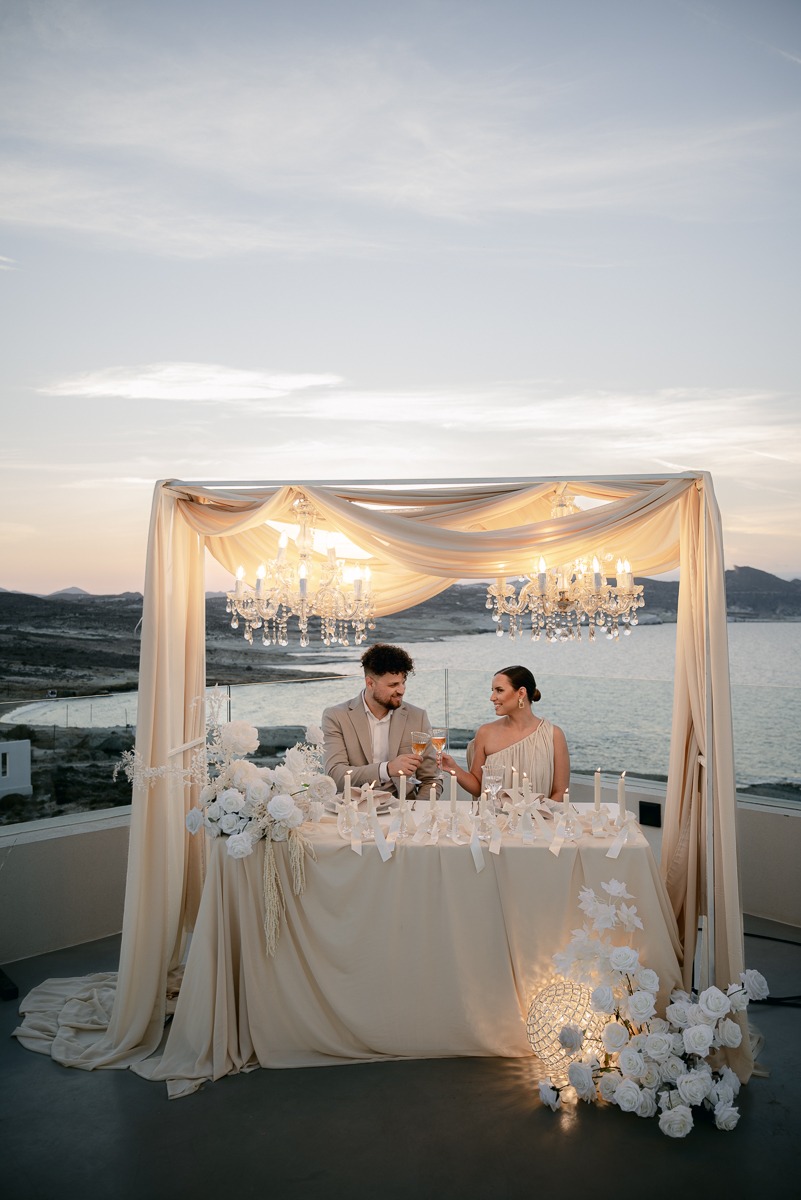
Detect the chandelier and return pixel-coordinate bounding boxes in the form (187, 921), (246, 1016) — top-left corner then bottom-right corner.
(226, 499), (377, 648)
(485, 491), (645, 642)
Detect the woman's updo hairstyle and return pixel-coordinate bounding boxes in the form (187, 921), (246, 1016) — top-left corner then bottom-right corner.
(498, 665), (541, 704)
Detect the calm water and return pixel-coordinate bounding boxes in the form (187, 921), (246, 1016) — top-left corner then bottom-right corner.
(6, 623), (800, 788)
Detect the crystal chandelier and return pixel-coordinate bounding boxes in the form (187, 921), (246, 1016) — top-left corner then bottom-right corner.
(486, 491), (645, 642)
(226, 499), (377, 648)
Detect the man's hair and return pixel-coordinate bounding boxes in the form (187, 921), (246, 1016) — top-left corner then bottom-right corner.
(361, 643), (415, 678)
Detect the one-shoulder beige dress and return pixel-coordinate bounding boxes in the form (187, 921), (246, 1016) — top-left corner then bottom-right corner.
(470, 720), (555, 797)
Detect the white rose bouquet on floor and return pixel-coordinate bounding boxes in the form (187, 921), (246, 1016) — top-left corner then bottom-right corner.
(537, 880), (768, 1138)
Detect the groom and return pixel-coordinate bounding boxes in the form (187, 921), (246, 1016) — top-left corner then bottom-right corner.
(322, 643), (441, 799)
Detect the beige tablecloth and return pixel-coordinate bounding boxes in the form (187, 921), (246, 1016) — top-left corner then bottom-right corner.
(135, 815), (683, 1097)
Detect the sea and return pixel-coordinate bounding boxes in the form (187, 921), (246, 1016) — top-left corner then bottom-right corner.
(5, 622), (800, 790)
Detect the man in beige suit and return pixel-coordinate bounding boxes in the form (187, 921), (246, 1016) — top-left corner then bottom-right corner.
(322, 644), (441, 798)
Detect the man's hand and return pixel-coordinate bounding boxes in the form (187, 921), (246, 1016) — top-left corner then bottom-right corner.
(388, 752), (423, 778)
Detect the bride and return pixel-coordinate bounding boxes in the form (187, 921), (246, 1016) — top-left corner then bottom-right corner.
(440, 665), (570, 802)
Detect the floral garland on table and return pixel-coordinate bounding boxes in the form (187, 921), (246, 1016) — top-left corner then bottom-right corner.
(534, 880), (769, 1138)
(184, 718), (336, 955)
(116, 701), (336, 956)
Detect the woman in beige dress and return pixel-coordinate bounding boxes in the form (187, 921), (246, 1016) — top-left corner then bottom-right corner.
(441, 665), (569, 801)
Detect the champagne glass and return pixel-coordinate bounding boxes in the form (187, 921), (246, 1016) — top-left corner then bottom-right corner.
(430, 727), (447, 770)
(410, 730), (429, 757)
(482, 766), (504, 814)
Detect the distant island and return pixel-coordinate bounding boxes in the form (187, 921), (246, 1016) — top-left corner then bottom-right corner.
(0, 565), (799, 702)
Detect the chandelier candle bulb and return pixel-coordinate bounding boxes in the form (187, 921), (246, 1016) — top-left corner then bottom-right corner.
(255, 565), (266, 599)
(298, 562), (308, 598)
(450, 771), (457, 813)
(538, 557), (547, 593)
(276, 532), (288, 563)
(594, 769), (602, 811)
(618, 772), (627, 821)
(235, 566), (245, 597)
(593, 557), (602, 591)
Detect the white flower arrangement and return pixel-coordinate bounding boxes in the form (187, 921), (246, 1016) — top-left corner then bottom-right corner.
(537, 880), (768, 1137)
(185, 717), (335, 859)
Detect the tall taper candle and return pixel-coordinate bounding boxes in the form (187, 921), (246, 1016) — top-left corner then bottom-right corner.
(344, 771), (352, 804)
(618, 771), (626, 822)
(594, 768), (601, 812)
(430, 784), (437, 812)
(399, 771), (406, 804)
(450, 771), (457, 813)
(367, 782), (375, 818)
(562, 790), (570, 817)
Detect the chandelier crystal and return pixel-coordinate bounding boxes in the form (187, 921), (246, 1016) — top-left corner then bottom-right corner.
(486, 491), (645, 642)
(226, 499), (377, 648)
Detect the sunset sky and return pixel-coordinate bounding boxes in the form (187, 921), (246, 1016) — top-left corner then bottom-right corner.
(2, 0), (800, 594)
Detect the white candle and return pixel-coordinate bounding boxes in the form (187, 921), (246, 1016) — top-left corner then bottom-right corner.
(562, 790), (570, 816)
(298, 562), (308, 597)
(450, 770), (457, 813)
(511, 766), (518, 796)
(480, 791), (488, 818)
(594, 768), (601, 812)
(618, 771), (627, 821)
(522, 772), (530, 802)
(537, 557), (547, 593)
(367, 783), (375, 817)
(255, 564), (266, 598)
(344, 771), (352, 803)
(430, 784), (437, 812)
(353, 567), (363, 600)
(235, 565), (245, 597)
(399, 771), (406, 804)
(593, 556), (602, 591)
(276, 532), (288, 563)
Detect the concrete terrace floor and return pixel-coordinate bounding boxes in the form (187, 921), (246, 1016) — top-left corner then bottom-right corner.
(2, 916), (799, 1200)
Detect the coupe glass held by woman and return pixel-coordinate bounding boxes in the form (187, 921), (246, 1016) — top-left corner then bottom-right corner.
(430, 727), (447, 769)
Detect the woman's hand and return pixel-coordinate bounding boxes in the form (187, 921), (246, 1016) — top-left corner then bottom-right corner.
(440, 752), (458, 773)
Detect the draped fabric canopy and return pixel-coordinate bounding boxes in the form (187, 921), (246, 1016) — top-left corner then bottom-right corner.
(45, 473), (752, 1080)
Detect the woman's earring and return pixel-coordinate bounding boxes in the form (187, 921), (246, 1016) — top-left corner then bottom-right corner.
(518, 695), (525, 709)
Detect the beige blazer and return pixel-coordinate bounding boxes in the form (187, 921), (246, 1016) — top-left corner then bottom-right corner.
(322, 693), (440, 797)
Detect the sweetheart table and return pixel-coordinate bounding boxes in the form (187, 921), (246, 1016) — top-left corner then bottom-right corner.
(135, 811), (683, 1098)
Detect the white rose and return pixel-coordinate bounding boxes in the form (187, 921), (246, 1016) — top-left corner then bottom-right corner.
(709, 1082), (735, 1107)
(660, 1055), (685, 1084)
(714, 1101), (740, 1131)
(220, 722), (260, 757)
(635, 968), (660, 994)
(591, 986), (615, 1014)
(618, 1047), (645, 1079)
(567, 1061), (597, 1102)
(200, 783), (217, 804)
(636, 1088), (658, 1118)
(598, 1072), (621, 1102)
(718, 1065), (742, 1097)
(676, 1070), (711, 1106)
(602, 1022), (630, 1054)
(716, 1018), (743, 1049)
(609, 945), (640, 973)
(204, 817), (220, 837)
(305, 775), (337, 804)
(683, 1024), (715, 1057)
(285, 806), (304, 829)
(225, 831), (254, 858)
(185, 807), (204, 835)
(685, 1004), (712, 1026)
(670, 989), (691, 1003)
(268, 793), (296, 822)
(231, 760), (262, 790)
(649, 1017), (670, 1033)
(726, 984), (749, 1013)
(671, 1032), (686, 1054)
(538, 1080), (561, 1111)
(639, 1062), (661, 1090)
(305, 724), (324, 745)
(271, 765), (297, 793)
(558, 1024), (584, 1053)
(740, 969), (769, 1001)
(644, 1032), (674, 1063)
(614, 1079), (642, 1112)
(625, 990), (657, 1024)
(270, 823), (289, 842)
(220, 811), (240, 834)
(698, 986), (731, 1021)
(249, 780), (271, 804)
(659, 1105), (694, 1138)
(629, 1032), (648, 1051)
(219, 788), (245, 813)
(665, 1001), (690, 1027)
(205, 801), (221, 821)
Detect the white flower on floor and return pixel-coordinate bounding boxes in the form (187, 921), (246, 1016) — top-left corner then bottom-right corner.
(535, 879), (765, 1139)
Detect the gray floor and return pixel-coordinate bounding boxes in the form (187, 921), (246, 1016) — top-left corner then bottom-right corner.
(3, 918), (799, 1200)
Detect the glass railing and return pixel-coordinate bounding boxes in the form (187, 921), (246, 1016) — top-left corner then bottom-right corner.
(1, 668), (798, 825)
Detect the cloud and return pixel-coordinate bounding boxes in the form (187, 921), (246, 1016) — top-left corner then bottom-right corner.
(0, 254), (15, 270)
(38, 362), (344, 402)
(1, 21), (797, 257)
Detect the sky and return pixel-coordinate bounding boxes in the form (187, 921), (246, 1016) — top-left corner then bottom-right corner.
(2, 0), (800, 594)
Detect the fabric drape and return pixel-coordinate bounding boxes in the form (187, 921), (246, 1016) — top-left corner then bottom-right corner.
(23, 472), (750, 1080)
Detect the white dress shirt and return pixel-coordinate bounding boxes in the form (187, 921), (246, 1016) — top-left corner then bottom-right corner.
(362, 692), (392, 784)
